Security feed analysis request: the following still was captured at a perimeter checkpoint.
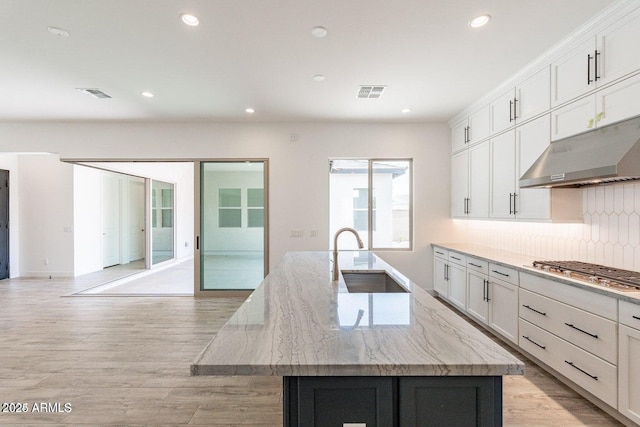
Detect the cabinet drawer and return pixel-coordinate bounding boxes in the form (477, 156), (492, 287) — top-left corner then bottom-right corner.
(433, 247), (448, 260)
(489, 263), (518, 286)
(519, 319), (617, 408)
(466, 257), (488, 275)
(519, 289), (617, 364)
(448, 252), (466, 266)
(620, 300), (640, 330)
(520, 272), (617, 320)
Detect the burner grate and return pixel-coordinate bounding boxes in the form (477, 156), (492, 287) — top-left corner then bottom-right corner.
(533, 260), (640, 290)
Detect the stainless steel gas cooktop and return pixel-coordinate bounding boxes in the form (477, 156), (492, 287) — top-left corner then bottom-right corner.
(532, 260), (640, 292)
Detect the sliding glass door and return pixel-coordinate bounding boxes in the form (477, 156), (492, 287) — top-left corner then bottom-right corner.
(196, 161), (268, 293)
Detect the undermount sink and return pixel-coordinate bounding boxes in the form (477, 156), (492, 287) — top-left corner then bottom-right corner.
(341, 271), (408, 293)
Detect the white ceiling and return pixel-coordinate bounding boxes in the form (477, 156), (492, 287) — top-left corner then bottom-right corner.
(0, 0), (616, 123)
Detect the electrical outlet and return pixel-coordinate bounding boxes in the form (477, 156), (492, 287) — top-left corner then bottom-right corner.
(289, 230), (304, 238)
(309, 229), (318, 238)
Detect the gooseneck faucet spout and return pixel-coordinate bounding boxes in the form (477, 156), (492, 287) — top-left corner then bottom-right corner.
(332, 227), (364, 281)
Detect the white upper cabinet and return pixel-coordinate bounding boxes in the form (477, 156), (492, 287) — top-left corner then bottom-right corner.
(516, 66), (551, 123)
(468, 141), (490, 218)
(597, 7), (640, 85)
(596, 72), (640, 127)
(551, 37), (596, 107)
(489, 130), (516, 219)
(491, 67), (551, 135)
(451, 105), (491, 153)
(451, 150), (469, 218)
(490, 89), (516, 135)
(516, 116), (552, 220)
(552, 72), (640, 141)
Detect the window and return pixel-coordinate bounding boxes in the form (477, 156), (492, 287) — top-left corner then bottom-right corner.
(152, 184), (174, 228)
(247, 188), (264, 228)
(219, 188), (241, 228)
(329, 159), (412, 250)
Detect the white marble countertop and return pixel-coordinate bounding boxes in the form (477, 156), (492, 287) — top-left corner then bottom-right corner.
(191, 251), (524, 377)
(432, 243), (640, 304)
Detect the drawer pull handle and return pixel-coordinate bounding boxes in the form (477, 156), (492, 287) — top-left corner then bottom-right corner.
(522, 335), (546, 349)
(469, 262), (482, 268)
(436, 251), (444, 255)
(564, 323), (598, 339)
(633, 315), (640, 321)
(451, 256), (461, 261)
(564, 360), (598, 381)
(522, 304), (546, 316)
(492, 269), (509, 277)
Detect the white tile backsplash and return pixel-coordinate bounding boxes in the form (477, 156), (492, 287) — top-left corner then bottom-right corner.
(458, 182), (640, 271)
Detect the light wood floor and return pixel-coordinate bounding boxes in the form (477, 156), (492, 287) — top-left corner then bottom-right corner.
(0, 272), (624, 426)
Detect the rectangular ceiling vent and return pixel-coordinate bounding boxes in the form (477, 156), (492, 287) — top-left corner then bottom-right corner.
(357, 86), (386, 99)
(76, 88), (112, 99)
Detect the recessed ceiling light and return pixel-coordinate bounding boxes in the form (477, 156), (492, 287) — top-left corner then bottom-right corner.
(245, 108), (255, 114)
(47, 26), (69, 37)
(180, 13), (200, 26)
(401, 108), (412, 114)
(311, 26), (328, 38)
(313, 74), (326, 82)
(469, 14), (491, 28)
(141, 91), (154, 98)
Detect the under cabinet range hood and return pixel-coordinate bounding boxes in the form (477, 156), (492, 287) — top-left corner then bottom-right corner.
(519, 115), (640, 188)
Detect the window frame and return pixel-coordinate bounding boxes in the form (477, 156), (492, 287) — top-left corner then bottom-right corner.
(331, 158), (413, 252)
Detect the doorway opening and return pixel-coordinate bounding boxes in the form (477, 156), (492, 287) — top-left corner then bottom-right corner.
(0, 169), (9, 280)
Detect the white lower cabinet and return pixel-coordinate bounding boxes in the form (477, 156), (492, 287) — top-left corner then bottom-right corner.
(467, 269), (489, 324)
(619, 301), (640, 424)
(433, 250), (449, 296)
(447, 261), (466, 311)
(488, 278), (518, 345)
(519, 318), (617, 408)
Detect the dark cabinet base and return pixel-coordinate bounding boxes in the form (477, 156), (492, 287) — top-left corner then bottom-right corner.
(284, 375), (502, 427)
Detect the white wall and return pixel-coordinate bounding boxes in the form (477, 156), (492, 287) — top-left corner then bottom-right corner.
(0, 121), (453, 289)
(73, 165), (102, 276)
(0, 154), (20, 278)
(18, 154), (75, 277)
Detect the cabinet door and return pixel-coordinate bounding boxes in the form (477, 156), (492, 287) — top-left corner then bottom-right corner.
(551, 37), (596, 107)
(447, 262), (467, 311)
(468, 104), (491, 144)
(596, 73), (640, 128)
(490, 130), (515, 219)
(490, 88), (515, 135)
(451, 150), (469, 217)
(433, 257), (449, 296)
(488, 278), (519, 345)
(619, 324), (640, 425)
(551, 95), (596, 141)
(516, 115), (551, 219)
(451, 118), (469, 153)
(467, 270), (489, 324)
(516, 66), (551, 123)
(468, 141), (490, 218)
(597, 7), (640, 86)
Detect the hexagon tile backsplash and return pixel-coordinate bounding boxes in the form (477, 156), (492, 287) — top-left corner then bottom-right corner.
(459, 182), (640, 271)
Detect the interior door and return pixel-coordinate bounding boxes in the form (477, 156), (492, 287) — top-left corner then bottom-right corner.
(102, 173), (121, 268)
(197, 161), (268, 293)
(0, 170), (9, 280)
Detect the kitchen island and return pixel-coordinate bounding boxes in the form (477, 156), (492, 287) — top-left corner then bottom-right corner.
(191, 251), (524, 426)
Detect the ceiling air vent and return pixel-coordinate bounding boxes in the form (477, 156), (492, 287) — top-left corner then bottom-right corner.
(76, 88), (112, 99)
(357, 86), (386, 99)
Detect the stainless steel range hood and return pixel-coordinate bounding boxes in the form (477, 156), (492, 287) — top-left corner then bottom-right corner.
(519, 115), (640, 188)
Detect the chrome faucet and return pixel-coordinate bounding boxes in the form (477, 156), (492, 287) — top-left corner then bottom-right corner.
(332, 227), (364, 281)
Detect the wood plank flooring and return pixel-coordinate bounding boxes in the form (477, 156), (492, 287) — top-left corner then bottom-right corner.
(0, 272), (624, 426)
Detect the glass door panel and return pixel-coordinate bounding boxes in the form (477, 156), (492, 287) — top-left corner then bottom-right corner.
(200, 161), (266, 291)
(151, 180), (175, 264)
